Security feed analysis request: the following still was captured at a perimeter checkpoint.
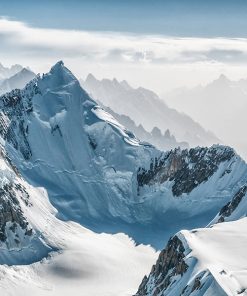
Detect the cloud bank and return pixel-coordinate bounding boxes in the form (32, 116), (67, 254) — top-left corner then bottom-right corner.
(1, 17), (247, 92)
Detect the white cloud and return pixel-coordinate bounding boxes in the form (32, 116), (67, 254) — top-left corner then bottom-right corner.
(1, 17), (247, 92)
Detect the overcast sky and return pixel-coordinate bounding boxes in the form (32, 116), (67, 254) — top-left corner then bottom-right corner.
(1, 0), (247, 93)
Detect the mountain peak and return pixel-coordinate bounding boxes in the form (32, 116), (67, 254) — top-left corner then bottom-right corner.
(17, 67), (35, 76)
(218, 73), (229, 81)
(40, 61), (78, 90)
(120, 80), (131, 90)
(84, 73), (99, 89)
(206, 73), (231, 89)
(214, 73), (231, 85)
(85, 73), (98, 83)
(50, 60), (65, 73)
(20, 67), (29, 73)
(112, 78), (119, 84)
(10, 64), (23, 72)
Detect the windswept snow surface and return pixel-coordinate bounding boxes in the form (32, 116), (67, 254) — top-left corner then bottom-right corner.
(0, 228), (156, 296)
(185, 218), (247, 295)
(182, 219), (247, 295)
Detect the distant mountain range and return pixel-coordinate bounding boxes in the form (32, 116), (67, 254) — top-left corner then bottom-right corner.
(103, 105), (189, 151)
(165, 74), (247, 159)
(81, 74), (219, 148)
(0, 63), (23, 80)
(0, 68), (36, 95)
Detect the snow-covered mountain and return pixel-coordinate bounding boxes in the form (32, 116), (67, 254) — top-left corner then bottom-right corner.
(135, 181), (247, 295)
(81, 74), (219, 147)
(0, 63), (23, 80)
(0, 68), (36, 95)
(165, 74), (247, 159)
(1, 61), (247, 249)
(135, 219), (247, 295)
(1, 61), (247, 295)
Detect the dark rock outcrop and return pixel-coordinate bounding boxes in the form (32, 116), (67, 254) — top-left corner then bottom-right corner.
(0, 182), (32, 243)
(135, 235), (188, 296)
(137, 146), (235, 196)
(218, 184), (247, 222)
(0, 79), (40, 160)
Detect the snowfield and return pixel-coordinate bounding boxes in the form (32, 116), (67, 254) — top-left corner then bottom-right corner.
(0, 143), (156, 295)
(0, 186), (157, 296)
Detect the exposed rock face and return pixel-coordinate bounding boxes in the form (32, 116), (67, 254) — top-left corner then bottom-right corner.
(137, 146), (235, 196)
(218, 184), (247, 222)
(180, 271), (209, 295)
(0, 152), (34, 250)
(0, 144), (53, 264)
(0, 182), (32, 243)
(0, 79), (39, 160)
(191, 276), (202, 292)
(135, 235), (188, 296)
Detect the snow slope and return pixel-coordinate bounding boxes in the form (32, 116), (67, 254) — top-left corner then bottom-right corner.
(1, 61), (247, 249)
(0, 138), (156, 295)
(136, 218), (247, 296)
(0, 145), (52, 265)
(136, 175), (247, 295)
(0, 230), (156, 296)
